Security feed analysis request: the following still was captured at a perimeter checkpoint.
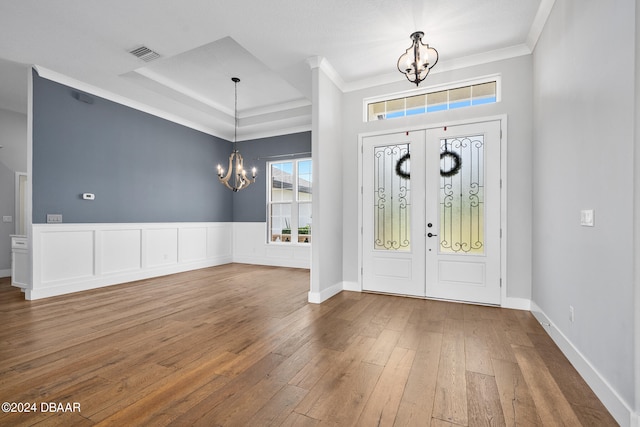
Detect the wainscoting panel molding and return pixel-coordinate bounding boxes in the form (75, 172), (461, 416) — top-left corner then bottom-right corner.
(232, 222), (311, 269)
(29, 223), (233, 300)
(101, 228), (142, 275)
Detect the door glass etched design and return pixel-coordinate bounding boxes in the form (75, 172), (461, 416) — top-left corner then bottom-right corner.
(374, 144), (411, 251)
(440, 135), (485, 254)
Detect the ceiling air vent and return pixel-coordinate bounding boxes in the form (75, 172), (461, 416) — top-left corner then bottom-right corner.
(129, 46), (161, 62)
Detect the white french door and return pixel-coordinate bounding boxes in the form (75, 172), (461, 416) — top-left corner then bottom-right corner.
(362, 121), (502, 305)
(362, 131), (426, 296)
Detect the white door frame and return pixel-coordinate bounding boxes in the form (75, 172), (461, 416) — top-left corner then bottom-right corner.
(357, 115), (509, 306)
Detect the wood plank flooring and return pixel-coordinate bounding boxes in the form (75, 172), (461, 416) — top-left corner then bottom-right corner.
(0, 264), (617, 426)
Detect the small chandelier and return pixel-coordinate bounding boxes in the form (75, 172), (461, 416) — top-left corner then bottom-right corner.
(397, 31), (439, 86)
(217, 77), (256, 192)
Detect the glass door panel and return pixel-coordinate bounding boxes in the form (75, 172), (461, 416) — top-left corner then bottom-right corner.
(440, 135), (485, 255)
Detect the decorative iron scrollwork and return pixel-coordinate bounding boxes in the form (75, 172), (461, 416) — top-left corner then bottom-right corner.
(439, 136), (484, 254)
(375, 144), (411, 251)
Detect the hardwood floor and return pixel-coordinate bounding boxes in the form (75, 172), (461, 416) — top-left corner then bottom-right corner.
(0, 264), (616, 426)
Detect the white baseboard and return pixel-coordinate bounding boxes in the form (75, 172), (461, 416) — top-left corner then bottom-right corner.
(342, 281), (360, 292)
(502, 296), (531, 310)
(530, 301), (636, 427)
(338, 282), (532, 311)
(232, 255), (310, 269)
(0, 268), (10, 278)
(308, 281), (343, 304)
(25, 256), (231, 300)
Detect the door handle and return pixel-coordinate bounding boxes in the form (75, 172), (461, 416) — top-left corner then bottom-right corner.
(427, 232), (438, 238)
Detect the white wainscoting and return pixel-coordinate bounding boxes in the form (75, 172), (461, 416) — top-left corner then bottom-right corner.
(28, 223), (233, 300)
(232, 222), (311, 269)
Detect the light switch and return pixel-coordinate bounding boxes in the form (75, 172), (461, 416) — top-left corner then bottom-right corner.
(580, 209), (594, 227)
(2, 215), (12, 223)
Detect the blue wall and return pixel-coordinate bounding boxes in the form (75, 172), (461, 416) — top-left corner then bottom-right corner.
(32, 73), (233, 223)
(32, 73), (311, 224)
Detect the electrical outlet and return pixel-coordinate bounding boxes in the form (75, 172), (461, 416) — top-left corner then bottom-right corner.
(569, 305), (575, 322)
(46, 214), (63, 223)
(580, 209), (594, 226)
(2, 215), (12, 223)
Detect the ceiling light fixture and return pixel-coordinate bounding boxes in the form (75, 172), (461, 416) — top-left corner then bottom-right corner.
(397, 31), (439, 86)
(217, 77), (256, 192)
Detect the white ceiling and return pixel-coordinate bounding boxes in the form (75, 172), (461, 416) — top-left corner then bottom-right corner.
(0, 0), (552, 140)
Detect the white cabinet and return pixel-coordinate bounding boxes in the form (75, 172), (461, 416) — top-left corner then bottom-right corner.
(11, 235), (29, 288)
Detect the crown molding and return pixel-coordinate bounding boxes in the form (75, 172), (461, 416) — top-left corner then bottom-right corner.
(343, 44), (532, 93)
(306, 56), (346, 92)
(32, 65), (312, 142)
(33, 65), (226, 139)
(526, 0), (556, 51)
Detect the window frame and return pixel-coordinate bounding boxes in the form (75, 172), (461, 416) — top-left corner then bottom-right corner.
(267, 157), (312, 245)
(363, 74), (501, 122)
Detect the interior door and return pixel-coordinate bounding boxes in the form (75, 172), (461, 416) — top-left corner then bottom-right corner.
(361, 120), (502, 305)
(362, 131), (426, 296)
(425, 121), (502, 305)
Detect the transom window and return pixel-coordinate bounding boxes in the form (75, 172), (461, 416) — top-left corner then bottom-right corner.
(365, 76), (500, 122)
(268, 158), (312, 244)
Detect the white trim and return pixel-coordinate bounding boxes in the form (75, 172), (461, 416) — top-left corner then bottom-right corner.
(14, 172), (27, 236)
(434, 45), (531, 75)
(232, 255), (309, 269)
(499, 117), (509, 308)
(0, 269), (10, 278)
(501, 297), (530, 311)
(27, 222), (233, 300)
(316, 276), (530, 310)
(237, 124), (312, 142)
(306, 56), (346, 92)
(363, 74), (502, 106)
(530, 301), (636, 427)
(242, 99), (312, 119)
(35, 65), (311, 143)
(358, 115), (510, 306)
(33, 65), (227, 140)
(26, 257), (228, 300)
(308, 281), (343, 304)
(134, 67), (234, 116)
(266, 157), (313, 247)
(634, 1), (640, 421)
(342, 281), (360, 292)
(26, 67), (34, 293)
(362, 74), (502, 122)
(526, 0), (557, 51)
(344, 45), (529, 93)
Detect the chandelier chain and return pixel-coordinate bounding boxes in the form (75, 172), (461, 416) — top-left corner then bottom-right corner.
(217, 77), (256, 192)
